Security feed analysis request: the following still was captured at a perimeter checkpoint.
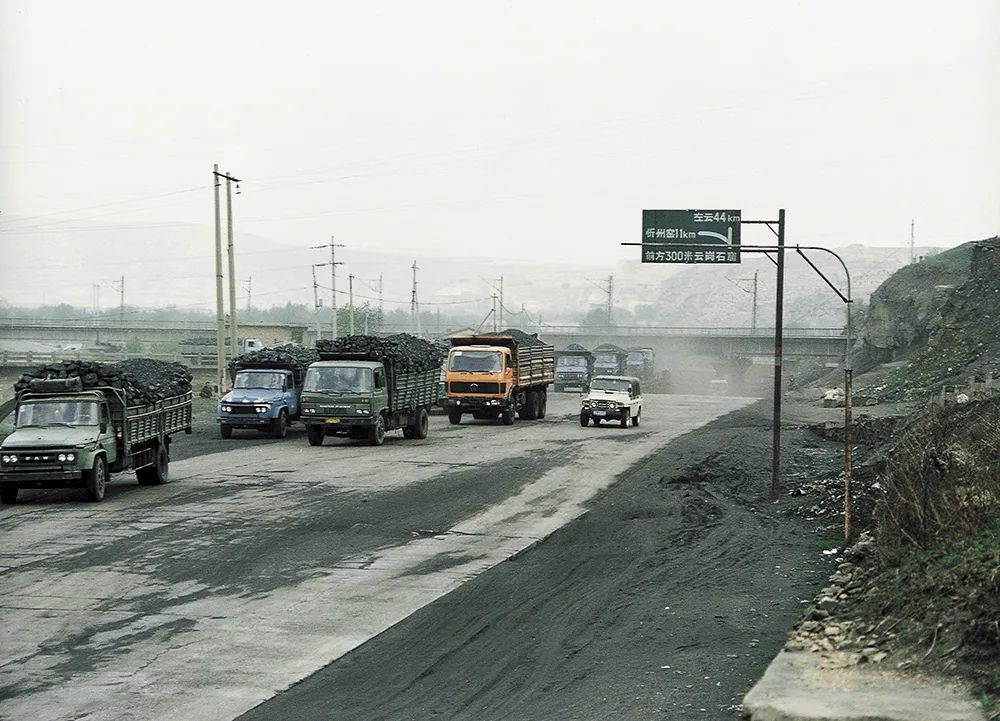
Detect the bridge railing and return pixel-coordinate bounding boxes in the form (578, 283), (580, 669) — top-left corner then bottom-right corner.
(535, 325), (846, 338)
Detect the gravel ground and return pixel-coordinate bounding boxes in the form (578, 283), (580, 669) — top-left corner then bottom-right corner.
(239, 401), (844, 721)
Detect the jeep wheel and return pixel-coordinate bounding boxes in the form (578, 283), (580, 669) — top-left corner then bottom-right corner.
(579, 412), (590, 427)
(620, 414), (628, 428)
(632, 409), (641, 427)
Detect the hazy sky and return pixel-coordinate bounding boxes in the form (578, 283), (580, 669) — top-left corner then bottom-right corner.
(1, 0), (998, 309)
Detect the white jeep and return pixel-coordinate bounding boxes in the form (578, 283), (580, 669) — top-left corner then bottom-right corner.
(580, 375), (642, 428)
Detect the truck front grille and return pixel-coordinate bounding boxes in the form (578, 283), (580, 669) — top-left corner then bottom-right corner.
(228, 406), (260, 414)
(449, 382), (502, 394)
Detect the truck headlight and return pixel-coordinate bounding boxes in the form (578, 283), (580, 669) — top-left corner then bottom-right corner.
(255, 406), (269, 413)
(355, 408), (370, 415)
(1, 455), (10, 463)
(58, 454), (66, 462)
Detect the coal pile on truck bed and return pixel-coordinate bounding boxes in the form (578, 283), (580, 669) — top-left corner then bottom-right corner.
(15, 358), (193, 406)
(229, 344), (319, 376)
(487, 328), (547, 347)
(316, 334), (442, 373)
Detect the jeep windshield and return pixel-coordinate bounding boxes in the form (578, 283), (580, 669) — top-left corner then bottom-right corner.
(590, 378), (632, 393)
(234, 371), (284, 390)
(17, 400), (100, 427)
(449, 350), (503, 373)
(303, 366), (373, 394)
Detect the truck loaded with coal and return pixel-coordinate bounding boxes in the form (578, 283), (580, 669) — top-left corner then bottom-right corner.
(304, 334), (441, 446)
(0, 359), (193, 503)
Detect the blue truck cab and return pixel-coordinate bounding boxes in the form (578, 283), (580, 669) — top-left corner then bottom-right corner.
(217, 364), (302, 439)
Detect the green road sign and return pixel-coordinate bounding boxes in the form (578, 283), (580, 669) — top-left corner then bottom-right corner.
(641, 209), (741, 263)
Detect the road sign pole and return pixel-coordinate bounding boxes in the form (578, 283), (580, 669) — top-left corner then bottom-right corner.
(771, 209), (785, 501)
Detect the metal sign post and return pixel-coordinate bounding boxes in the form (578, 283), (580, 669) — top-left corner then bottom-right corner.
(627, 226), (856, 538)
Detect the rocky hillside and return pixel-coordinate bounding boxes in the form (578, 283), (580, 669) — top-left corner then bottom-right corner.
(857, 236), (1000, 400)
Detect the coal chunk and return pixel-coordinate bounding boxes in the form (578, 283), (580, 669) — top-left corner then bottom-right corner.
(316, 334), (443, 373)
(14, 358), (193, 407)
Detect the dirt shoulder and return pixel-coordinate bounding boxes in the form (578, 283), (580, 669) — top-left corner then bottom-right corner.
(239, 400), (846, 721)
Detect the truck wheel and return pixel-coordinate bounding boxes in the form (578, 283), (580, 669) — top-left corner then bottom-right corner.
(306, 425), (324, 446)
(447, 409), (462, 425)
(520, 391), (537, 420)
(220, 423), (233, 439)
(271, 410), (288, 439)
(579, 412), (590, 427)
(632, 409), (641, 427)
(137, 444), (169, 486)
(501, 409), (515, 425)
(620, 414), (628, 428)
(538, 391), (547, 419)
(369, 415), (386, 446)
(413, 407), (429, 439)
(0, 484), (17, 505)
(85, 455), (108, 502)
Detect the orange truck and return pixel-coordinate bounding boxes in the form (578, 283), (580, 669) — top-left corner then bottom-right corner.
(443, 331), (554, 426)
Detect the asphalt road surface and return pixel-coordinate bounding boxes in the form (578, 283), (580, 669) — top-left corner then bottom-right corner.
(0, 393), (754, 721)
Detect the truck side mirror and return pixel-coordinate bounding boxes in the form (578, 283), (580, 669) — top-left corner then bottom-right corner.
(100, 422), (108, 433)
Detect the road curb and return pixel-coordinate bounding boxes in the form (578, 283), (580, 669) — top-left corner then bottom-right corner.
(743, 650), (986, 721)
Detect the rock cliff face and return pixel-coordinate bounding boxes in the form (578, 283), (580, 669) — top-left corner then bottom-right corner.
(859, 236), (1000, 398)
(861, 244), (976, 361)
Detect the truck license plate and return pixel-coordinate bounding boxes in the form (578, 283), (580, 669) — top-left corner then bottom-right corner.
(325, 418), (341, 424)
(592, 410), (606, 417)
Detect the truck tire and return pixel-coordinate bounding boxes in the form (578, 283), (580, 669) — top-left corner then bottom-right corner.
(271, 410), (288, 439)
(220, 423), (233, 439)
(0, 484), (17, 505)
(369, 415), (386, 446)
(306, 425), (324, 446)
(410, 407), (429, 439)
(84, 455), (108, 502)
(501, 409), (515, 425)
(137, 444), (169, 486)
(447, 408), (462, 425)
(520, 391), (537, 420)
(579, 412), (590, 427)
(632, 409), (641, 427)
(538, 391), (547, 419)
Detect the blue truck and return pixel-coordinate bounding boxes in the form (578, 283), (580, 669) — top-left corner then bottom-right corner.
(217, 362), (305, 439)
(592, 343), (628, 377)
(554, 344), (595, 392)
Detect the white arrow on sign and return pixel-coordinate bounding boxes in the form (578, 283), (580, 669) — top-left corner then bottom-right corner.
(696, 227), (734, 246)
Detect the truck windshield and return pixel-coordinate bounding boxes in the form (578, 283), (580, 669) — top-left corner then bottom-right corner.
(627, 353), (645, 364)
(17, 401), (100, 427)
(304, 366), (373, 394)
(234, 371), (284, 389)
(595, 353), (618, 364)
(557, 356), (587, 367)
(449, 351), (503, 373)
(590, 378), (632, 393)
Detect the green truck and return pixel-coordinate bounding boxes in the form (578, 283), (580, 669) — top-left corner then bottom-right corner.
(301, 351), (439, 447)
(0, 378), (192, 503)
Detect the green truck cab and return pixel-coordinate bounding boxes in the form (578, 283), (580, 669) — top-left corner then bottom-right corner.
(300, 354), (438, 447)
(0, 378), (192, 504)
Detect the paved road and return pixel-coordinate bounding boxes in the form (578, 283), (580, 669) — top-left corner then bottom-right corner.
(0, 393), (753, 721)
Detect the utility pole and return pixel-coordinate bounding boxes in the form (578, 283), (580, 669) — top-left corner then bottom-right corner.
(348, 273), (355, 335)
(378, 273), (384, 315)
(213, 163), (225, 392)
(411, 261), (421, 336)
(111, 275), (125, 327)
(492, 292), (498, 332)
(224, 170), (241, 360)
(311, 239), (344, 338)
(498, 274), (504, 330)
(771, 209), (786, 501)
(752, 270), (759, 333)
(243, 276), (252, 312)
(606, 274), (614, 325)
(910, 218), (915, 264)
(311, 263), (326, 342)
